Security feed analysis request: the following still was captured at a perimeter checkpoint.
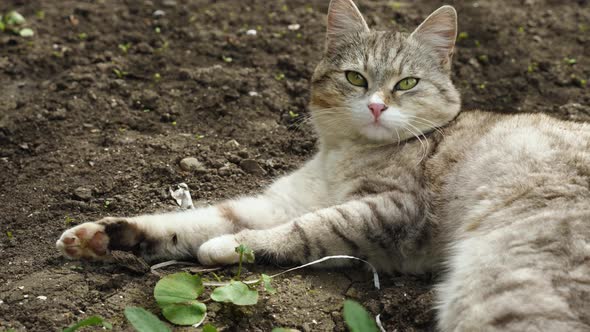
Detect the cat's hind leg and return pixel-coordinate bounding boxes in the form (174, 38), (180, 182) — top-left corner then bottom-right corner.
(436, 207), (590, 331)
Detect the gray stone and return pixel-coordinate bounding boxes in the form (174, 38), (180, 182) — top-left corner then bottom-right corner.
(240, 159), (265, 175)
(73, 187), (93, 201)
(179, 157), (206, 173)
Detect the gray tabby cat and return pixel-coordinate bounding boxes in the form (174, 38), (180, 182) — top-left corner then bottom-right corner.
(56, 0), (590, 330)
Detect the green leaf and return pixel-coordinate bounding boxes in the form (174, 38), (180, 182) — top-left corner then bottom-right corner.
(19, 28), (34, 37)
(63, 316), (112, 332)
(261, 274), (276, 294)
(0, 20), (5, 32)
(210, 281), (259, 305)
(5, 11), (26, 26)
(153, 272), (206, 325)
(271, 329), (298, 332)
(124, 307), (170, 332)
(343, 300), (379, 332)
(235, 244), (255, 263)
(202, 324), (218, 332)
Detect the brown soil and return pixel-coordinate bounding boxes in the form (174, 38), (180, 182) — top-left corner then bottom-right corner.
(0, 0), (588, 331)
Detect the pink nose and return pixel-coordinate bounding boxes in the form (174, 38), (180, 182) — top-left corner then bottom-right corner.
(368, 103), (388, 119)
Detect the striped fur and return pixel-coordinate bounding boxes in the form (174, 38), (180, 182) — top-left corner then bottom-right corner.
(56, 1), (590, 330)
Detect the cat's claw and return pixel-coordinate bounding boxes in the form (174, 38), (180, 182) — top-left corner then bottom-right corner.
(197, 235), (240, 266)
(56, 222), (110, 260)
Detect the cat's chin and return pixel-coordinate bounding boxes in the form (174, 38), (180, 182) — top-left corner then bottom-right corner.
(358, 123), (401, 143)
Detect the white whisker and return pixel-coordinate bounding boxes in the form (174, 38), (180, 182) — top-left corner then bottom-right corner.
(406, 121), (430, 165)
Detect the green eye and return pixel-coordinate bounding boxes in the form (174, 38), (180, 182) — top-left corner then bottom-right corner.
(394, 77), (419, 91)
(345, 71), (368, 88)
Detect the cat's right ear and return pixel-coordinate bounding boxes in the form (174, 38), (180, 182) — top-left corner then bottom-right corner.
(325, 0), (369, 52)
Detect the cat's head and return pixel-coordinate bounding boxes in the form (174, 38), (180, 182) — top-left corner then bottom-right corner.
(310, 0), (461, 143)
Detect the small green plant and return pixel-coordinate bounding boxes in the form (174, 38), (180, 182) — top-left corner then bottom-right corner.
(63, 316), (112, 332)
(6, 231), (13, 239)
(78, 32), (88, 40)
(221, 55), (233, 63)
(563, 57), (577, 65)
(118, 42), (132, 54)
(154, 272), (207, 325)
(64, 216), (75, 226)
(155, 40), (169, 53)
(195, 134), (205, 140)
(0, 11), (34, 37)
(113, 68), (128, 79)
(288, 110), (299, 118)
(153, 73), (161, 82)
(133, 244), (276, 329)
(275, 73), (285, 81)
(527, 62), (538, 73)
(35, 10), (45, 20)
(342, 300), (379, 332)
(235, 244), (254, 278)
(125, 307), (171, 332)
(477, 54), (489, 63)
(202, 324), (218, 332)
(457, 31), (469, 41)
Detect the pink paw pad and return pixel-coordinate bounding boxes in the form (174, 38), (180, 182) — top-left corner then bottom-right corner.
(56, 223), (110, 260)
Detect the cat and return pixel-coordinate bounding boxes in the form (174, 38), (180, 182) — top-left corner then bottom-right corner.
(56, 0), (590, 330)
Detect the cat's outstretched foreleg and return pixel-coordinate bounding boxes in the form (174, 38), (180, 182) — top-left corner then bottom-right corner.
(197, 191), (434, 274)
(56, 161), (324, 262)
(56, 197), (302, 262)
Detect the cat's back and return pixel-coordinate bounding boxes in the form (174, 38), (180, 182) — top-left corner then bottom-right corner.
(429, 109), (590, 232)
(430, 110), (590, 186)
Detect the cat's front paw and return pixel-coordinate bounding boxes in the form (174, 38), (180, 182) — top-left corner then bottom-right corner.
(56, 222), (110, 260)
(197, 235), (240, 265)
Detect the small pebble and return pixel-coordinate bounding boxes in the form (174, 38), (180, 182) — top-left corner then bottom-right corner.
(37, 296), (47, 300)
(153, 9), (166, 17)
(246, 29), (257, 36)
(225, 139), (240, 148)
(288, 23), (301, 31)
(240, 159), (265, 175)
(179, 157), (207, 173)
(248, 91), (259, 97)
(73, 186), (93, 201)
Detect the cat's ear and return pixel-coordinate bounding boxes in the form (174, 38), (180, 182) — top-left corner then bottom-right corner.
(325, 0), (369, 52)
(410, 6), (457, 70)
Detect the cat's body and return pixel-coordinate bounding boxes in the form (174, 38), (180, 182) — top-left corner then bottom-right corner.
(56, 1), (590, 330)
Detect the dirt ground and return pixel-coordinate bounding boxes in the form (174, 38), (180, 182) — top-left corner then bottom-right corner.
(0, 0), (588, 331)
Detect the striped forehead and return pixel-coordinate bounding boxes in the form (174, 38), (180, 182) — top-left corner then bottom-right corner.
(364, 32), (411, 81)
(331, 31), (415, 82)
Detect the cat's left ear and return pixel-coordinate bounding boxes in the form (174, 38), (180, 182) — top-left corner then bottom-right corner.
(410, 6), (458, 70)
